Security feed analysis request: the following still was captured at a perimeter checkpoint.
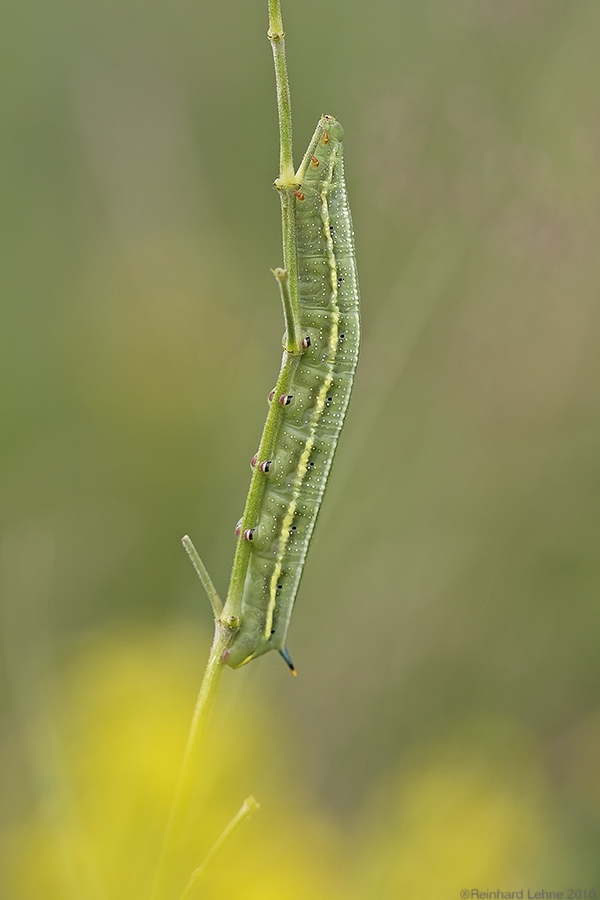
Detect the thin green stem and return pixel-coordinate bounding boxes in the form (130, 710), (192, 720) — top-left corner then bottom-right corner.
(153, 2), (302, 898)
(150, 620), (236, 900)
(272, 267), (302, 354)
(176, 797), (260, 900)
(279, 189), (301, 348)
(223, 0), (305, 616)
(223, 350), (300, 618)
(182, 535), (223, 617)
(267, 0), (294, 184)
(268, 0), (302, 360)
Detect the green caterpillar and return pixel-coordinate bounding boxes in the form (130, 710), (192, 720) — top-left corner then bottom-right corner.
(223, 115), (360, 670)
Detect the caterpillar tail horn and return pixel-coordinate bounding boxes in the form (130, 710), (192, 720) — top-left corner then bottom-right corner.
(279, 647), (297, 676)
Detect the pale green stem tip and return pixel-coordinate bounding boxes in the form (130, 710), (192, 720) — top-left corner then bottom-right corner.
(182, 535), (223, 618)
(177, 797), (260, 900)
(271, 267), (302, 354)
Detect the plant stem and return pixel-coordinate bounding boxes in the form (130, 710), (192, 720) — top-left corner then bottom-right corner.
(223, 0), (303, 623)
(272, 266), (299, 358)
(150, 620), (234, 900)
(267, 0), (294, 184)
(176, 797), (260, 900)
(153, 2), (300, 895)
(268, 0), (302, 354)
(182, 535), (223, 617)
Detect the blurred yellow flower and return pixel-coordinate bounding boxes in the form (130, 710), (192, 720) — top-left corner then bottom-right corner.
(2, 628), (348, 900)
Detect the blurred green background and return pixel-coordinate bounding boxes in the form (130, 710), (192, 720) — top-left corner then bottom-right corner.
(2, 0), (600, 896)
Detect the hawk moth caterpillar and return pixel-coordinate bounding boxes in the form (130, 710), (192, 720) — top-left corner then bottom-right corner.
(222, 114), (360, 670)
